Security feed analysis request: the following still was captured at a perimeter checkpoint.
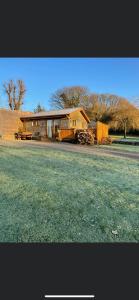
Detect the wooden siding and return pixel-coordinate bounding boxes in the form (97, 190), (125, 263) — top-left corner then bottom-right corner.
(24, 118), (70, 139)
(69, 110), (88, 129)
(24, 119), (47, 138)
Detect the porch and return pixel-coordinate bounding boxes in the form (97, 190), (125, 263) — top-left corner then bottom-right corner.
(22, 117), (72, 140)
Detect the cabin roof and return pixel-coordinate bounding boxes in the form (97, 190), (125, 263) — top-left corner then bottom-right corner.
(20, 107), (90, 122)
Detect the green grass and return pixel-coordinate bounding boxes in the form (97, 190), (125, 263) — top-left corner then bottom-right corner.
(110, 135), (139, 142)
(0, 144), (139, 242)
(100, 143), (139, 153)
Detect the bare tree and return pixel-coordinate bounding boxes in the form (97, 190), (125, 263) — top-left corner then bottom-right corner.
(51, 86), (139, 137)
(3, 80), (14, 110)
(3, 79), (26, 110)
(34, 103), (46, 113)
(50, 86), (89, 109)
(130, 96), (139, 109)
(86, 93), (120, 123)
(16, 80), (26, 110)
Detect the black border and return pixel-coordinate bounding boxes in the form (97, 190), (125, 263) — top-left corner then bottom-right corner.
(0, 1), (139, 57)
(0, 243), (139, 300)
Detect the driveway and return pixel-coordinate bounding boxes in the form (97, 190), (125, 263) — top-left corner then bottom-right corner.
(1, 139), (139, 160)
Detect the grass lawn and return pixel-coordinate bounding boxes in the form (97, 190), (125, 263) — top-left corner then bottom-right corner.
(0, 144), (139, 242)
(100, 143), (139, 153)
(110, 135), (139, 142)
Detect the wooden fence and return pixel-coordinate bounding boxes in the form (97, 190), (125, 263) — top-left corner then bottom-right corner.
(0, 109), (32, 140)
(96, 121), (108, 143)
(57, 129), (75, 141)
(57, 122), (108, 142)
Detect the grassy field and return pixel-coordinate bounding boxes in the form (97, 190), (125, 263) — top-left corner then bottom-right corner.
(0, 144), (139, 242)
(110, 135), (139, 142)
(100, 143), (139, 153)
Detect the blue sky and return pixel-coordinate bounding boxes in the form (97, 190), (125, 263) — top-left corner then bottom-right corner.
(0, 58), (139, 111)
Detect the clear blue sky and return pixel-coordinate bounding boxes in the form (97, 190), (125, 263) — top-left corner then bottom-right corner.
(0, 58), (139, 111)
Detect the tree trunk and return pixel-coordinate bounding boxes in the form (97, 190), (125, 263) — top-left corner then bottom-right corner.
(124, 122), (127, 139)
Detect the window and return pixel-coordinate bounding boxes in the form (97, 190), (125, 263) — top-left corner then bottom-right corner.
(72, 120), (76, 127)
(32, 120), (38, 127)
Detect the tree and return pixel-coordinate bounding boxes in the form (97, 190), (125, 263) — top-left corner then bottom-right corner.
(111, 98), (139, 138)
(3, 79), (26, 110)
(50, 86), (139, 137)
(50, 86), (89, 109)
(85, 93), (120, 123)
(84, 93), (139, 137)
(34, 103), (46, 113)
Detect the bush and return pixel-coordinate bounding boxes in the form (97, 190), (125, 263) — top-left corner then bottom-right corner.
(75, 129), (95, 145)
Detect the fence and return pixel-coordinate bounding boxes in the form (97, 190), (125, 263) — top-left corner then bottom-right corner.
(57, 129), (75, 141)
(96, 121), (108, 143)
(57, 123), (108, 143)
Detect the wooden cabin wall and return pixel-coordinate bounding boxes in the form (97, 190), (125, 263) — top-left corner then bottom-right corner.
(24, 119), (47, 137)
(69, 111), (88, 129)
(24, 118), (70, 139)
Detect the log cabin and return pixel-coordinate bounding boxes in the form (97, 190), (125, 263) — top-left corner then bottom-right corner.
(0, 107), (108, 143)
(20, 107), (90, 141)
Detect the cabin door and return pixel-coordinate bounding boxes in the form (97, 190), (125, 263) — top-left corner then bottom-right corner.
(47, 120), (52, 138)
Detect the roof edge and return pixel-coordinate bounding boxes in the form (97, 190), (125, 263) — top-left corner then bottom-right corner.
(20, 107), (90, 122)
